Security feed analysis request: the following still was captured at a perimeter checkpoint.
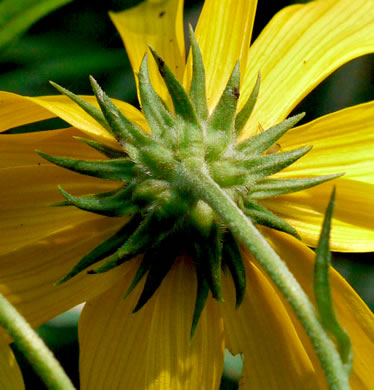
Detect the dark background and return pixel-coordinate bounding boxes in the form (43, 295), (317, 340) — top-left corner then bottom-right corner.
(1, 0), (373, 388)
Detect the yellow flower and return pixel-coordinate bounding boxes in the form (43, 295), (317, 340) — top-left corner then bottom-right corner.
(1, 0), (374, 388)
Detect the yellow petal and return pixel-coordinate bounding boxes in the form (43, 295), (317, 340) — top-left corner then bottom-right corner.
(239, 0), (374, 139)
(110, 0), (185, 104)
(0, 91), (146, 145)
(276, 101), (374, 184)
(79, 257), (225, 390)
(189, 0), (257, 110)
(0, 128), (108, 168)
(0, 164), (115, 254)
(221, 261), (324, 389)
(263, 229), (374, 390)
(0, 335), (24, 390)
(262, 179), (374, 251)
(0, 216), (127, 334)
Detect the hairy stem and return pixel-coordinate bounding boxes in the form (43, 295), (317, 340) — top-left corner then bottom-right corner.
(0, 292), (76, 390)
(182, 166), (349, 390)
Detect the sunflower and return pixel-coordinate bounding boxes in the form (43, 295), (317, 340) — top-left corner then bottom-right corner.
(1, 0), (374, 389)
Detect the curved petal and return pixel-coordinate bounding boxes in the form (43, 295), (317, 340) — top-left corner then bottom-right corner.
(0, 216), (127, 335)
(79, 257), (225, 390)
(0, 128), (108, 168)
(221, 262), (324, 389)
(0, 164), (116, 254)
(263, 228), (374, 390)
(262, 179), (374, 251)
(276, 101), (374, 184)
(0, 335), (24, 390)
(239, 0), (374, 139)
(110, 0), (185, 104)
(0, 91), (146, 145)
(189, 0), (257, 110)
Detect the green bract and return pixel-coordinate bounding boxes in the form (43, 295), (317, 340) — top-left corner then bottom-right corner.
(42, 30), (340, 337)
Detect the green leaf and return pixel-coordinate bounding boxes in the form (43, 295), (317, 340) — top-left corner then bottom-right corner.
(193, 224), (224, 302)
(73, 136), (127, 159)
(207, 62), (240, 160)
(240, 146), (312, 183)
(57, 214), (142, 284)
(138, 54), (176, 141)
(237, 113), (305, 156)
(222, 233), (246, 308)
(190, 270), (209, 339)
(188, 25), (208, 121)
(314, 187), (353, 375)
(58, 185), (138, 217)
(92, 214), (175, 274)
(150, 47), (199, 124)
(89, 76), (150, 147)
(150, 47), (204, 161)
(38, 151), (135, 181)
(49, 81), (110, 131)
(132, 234), (180, 313)
(0, 0), (72, 48)
(243, 200), (300, 239)
(123, 251), (153, 300)
(209, 160), (250, 188)
(249, 174), (344, 199)
(235, 72), (261, 135)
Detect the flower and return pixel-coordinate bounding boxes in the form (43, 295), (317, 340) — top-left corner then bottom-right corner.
(1, 0), (374, 389)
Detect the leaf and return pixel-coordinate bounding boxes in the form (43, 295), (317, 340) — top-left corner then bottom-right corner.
(0, 0), (72, 48)
(138, 54), (176, 140)
(249, 174), (343, 199)
(57, 214), (142, 284)
(235, 72), (261, 135)
(314, 187), (353, 375)
(38, 151), (135, 181)
(207, 62), (240, 160)
(188, 25), (208, 121)
(237, 113), (305, 156)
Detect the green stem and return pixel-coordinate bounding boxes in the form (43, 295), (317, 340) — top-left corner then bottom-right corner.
(0, 292), (76, 390)
(182, 167), (350, 390)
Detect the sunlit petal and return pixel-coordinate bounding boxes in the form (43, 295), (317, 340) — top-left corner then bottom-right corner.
(276, 102), (374, 184)
(110, 0), (185, 103)
(0, 335), (24, 390)
(262, 180), (374, 251)
(263, 229), (374, 390)
(0, 92), (146, 145)
(188, 0), (257, 110)
(239, 0), (374, 139)
(79, 257), (224, 390)
(0, 216), (127, 334)
(0, 128), (107, 168)
(0, 164), (115, 254)
(221, 263), (324, 389)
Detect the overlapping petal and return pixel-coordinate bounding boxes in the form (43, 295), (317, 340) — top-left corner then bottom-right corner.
(0, 164), (115, 254)
(79, 257), (224, 390)
(0, 91), (146, 145)
(0, 335), (24, 390)
(277, 101), (374, 184)
(263, 179), (374, 252)
(263, 229), (374, 390)
(110, 0), (185, 104)
(239, 0), (374, 139)
(0, 216), (126, 333)
(189, 0), (257, 110)
(0, 128), (104, 168)
(221, 263), (324, 389)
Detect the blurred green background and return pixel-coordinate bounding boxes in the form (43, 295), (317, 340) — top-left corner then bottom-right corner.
(1, 0), (373, 388)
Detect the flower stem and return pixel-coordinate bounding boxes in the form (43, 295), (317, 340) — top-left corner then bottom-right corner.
(182, 167), (350, 390)
(0, 292), (76, 390)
